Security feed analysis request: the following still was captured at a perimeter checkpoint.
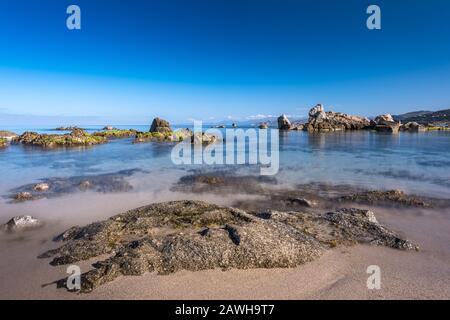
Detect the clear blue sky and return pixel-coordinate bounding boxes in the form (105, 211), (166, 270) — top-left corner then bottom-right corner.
(0, 0), (449, 125)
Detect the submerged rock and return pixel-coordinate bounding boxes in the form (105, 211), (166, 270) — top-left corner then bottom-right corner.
(2, 215), (42, 232)
(14, 192), (34, 202)
(39, 200), (416, 293)
(338, 189), (431, 207)
(305, 104), (370, 132)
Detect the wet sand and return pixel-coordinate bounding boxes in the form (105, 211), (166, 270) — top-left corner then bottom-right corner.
(0, 195), (449, 300)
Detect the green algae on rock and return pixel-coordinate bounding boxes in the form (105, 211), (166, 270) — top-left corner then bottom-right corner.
(0, 138), (7, 148)
(13, 130), (107, 148)
(39, 200), (417, 293)
(93, 129), (137, 138)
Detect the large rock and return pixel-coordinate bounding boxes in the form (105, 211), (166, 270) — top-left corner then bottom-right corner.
(374, 119), (400, 133)
(400, 122), (426, 132)
(2, 216), (42, 232)
(305, 104), (370, 132)
(149, 117), (172, 133)
(277, 114), (292, 130)
(39, 200), (416, 293)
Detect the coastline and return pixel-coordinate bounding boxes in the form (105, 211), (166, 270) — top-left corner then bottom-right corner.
(1, 192), (449, 299)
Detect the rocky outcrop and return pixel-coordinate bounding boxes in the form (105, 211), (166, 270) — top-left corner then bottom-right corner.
(373, 114), (401, 133)
(9, 169), (140, 202)
(374, 114), (394, 123)
(258, 123), (269, 129)
(2, 216), (42, 232)
(277, 115), (292, 130)
(13, 130), (106, 148)
(305, 104), (370, 132)
(0, 138), (7, 148)
(39, 200), (416, 292)
(400, 122), (426, 132)
(0, 130), (18, 141)
(149, 117), (172, 133)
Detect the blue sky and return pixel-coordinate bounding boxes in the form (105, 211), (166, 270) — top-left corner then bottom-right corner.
(0, 0), (449, 125)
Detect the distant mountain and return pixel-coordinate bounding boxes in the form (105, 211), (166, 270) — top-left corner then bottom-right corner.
(393, 109), (450, 125)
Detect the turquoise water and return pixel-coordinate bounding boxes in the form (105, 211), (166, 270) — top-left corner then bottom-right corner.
(1, 127), (450, 208)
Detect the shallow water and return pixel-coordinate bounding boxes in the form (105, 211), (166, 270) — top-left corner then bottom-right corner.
(1, 127), (450, 224)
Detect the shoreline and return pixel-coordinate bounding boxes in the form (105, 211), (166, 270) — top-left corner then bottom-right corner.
(1, 193), (449, 299)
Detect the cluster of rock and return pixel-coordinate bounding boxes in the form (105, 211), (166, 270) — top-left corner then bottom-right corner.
(0, 138), (6, 148)
(10, 169), (140, 202)
(303, 104), (371, 132)
(38, 200), (416, 292)
(13, 129), (107, 148)
(54, 126), (86, 131)
(276, 104), (434, 134)
(135, 118), (217, 144)
(277, 115), (304, 131)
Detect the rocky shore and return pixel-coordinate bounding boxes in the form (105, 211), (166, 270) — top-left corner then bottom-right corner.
(277, 104), (448, 133)
(38, 200), (416, 293)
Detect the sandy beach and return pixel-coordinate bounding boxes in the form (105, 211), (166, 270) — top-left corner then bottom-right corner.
(1, 200), (449, 300)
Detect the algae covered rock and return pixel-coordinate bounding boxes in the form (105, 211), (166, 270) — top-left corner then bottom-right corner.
(39, 200), (416, 293)
(93, 129), (137, 138)
(0, 138), (7, 148)
(14, 130), (107, 148)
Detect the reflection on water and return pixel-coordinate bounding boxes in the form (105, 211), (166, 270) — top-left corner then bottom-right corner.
(1, 127), (450, 222)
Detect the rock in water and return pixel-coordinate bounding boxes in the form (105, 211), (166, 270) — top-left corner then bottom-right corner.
(305, 104), (370, 132)
(401, 122), (426, 132)
(14, 192), (34, 201)
(39, 200), (416, 293)
(3, 215), (42, 232)
(259, 123), (269, 129)
(0, 130), (18, 141)
(149, 117), (172, 133)
(374, 114), (394, 123)
(278, 114), (292, 130)
(33, 183), (50, 192)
